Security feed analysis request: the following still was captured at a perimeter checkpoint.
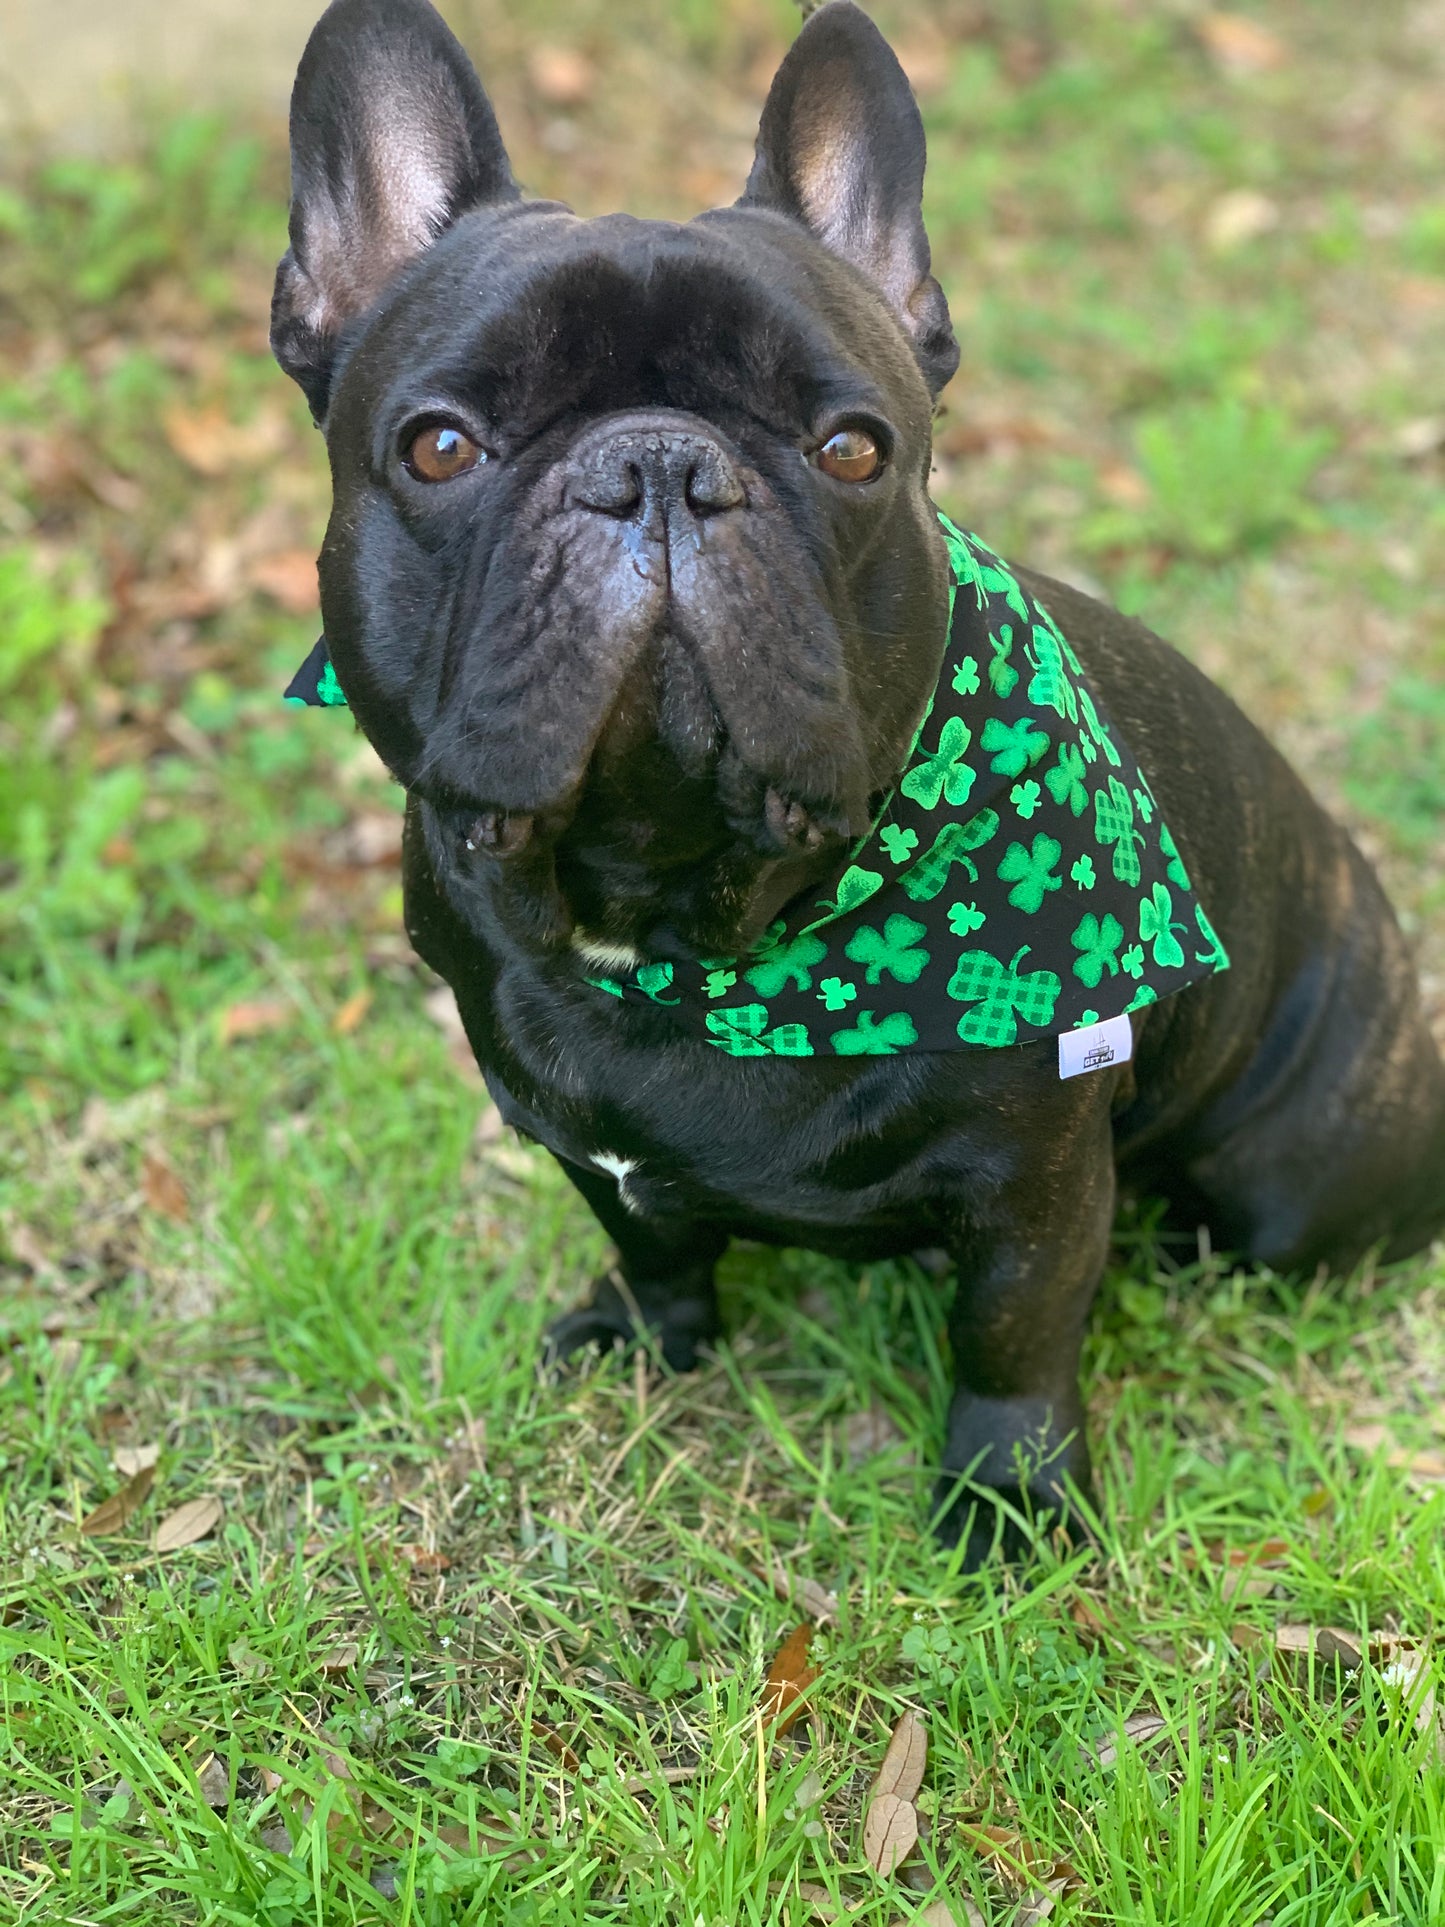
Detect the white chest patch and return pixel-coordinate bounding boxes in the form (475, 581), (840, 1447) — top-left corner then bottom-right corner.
(591, 1150), (640, 1212)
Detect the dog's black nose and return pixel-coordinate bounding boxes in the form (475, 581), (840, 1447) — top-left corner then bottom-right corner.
(565, 416), (745, 525)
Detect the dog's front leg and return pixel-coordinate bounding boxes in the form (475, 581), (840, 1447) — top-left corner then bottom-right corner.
(936, 1079), (1118, 1568)
(544, 1159), (727, 1372)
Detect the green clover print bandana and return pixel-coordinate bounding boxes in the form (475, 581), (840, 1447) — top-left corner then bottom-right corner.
(585, 513), (1229, 1055)
(286, 513), (1229, 1055)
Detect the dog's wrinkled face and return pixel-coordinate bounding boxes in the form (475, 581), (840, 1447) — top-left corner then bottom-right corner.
(273, 0), (960, 962)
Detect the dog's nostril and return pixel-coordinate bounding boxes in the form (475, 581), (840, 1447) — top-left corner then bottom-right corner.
(571, 456), (644, 518)
(683, 451), (745, 516)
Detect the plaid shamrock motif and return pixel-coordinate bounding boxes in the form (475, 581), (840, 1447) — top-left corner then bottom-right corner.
(288, 512), (1230, 1053)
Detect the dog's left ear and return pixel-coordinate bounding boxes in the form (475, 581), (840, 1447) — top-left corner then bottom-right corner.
(272, 0), (519, 421)
(742, 1), (958, 395)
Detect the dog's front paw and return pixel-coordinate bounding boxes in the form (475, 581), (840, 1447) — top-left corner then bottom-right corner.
(931, 1477), (1090, 1571)
(935, 1390), (1093, 1569)
(542, 1301), (634, 1366)
(543, 1276), (718, 1373)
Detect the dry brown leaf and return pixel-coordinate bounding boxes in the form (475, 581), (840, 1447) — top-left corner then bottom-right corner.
(332, 989), (373, 1037)
(395, 1542), (451, 1572)
(1196, 11), (1288, 75)
(195, 1753), (230, 1808)
(155, 1494), (223, 1552)
(227, 1637), (272, 1680)
(914, 1903), (985, 1927)
(112, 1442), (160, 1477)
(1372, 1641), (1445, 1765)
(1205, 188), (1279, 251)
(1185, 1537), (1291, 1569)
(1017, 1875), (1073, 1926)
(871, 1710), (928, 1805)
(762, 1622), (818, 1736)
(142, 1152), (190, 1223)
(1090, 1712), (1168, 1768)
(958, 1824), (1082, 1897)
(1270, 1624), (1364, 1668)
(1068, 1594), (1114, 1646)
(1345, 1423), (1445, 1488)
(318, 1641), (360, 1673)
(531, 1721), (580, 1774)
(863, 1790), (918, 1877)
(528, 44), (595, 106)
(79, 1464), (155, 1537)
(218, 999), (293, 1044)
(752, 1558), (839, 1626)
(248, 548), (318, 614)
(1397, 417), (1445, 460)
(162, 402), (289, 476)
(8, 1222), (61, 1281)
(431, 1820), (537, 1869)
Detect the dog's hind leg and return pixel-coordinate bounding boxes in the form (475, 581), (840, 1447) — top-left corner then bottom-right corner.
(1171, 852), (1445, 1275)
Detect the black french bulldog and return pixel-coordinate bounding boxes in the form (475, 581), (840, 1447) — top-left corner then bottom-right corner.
(272, 0), (1445, 1563)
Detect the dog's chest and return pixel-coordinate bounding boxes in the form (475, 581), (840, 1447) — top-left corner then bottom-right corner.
(489, 1028), (971, 1236)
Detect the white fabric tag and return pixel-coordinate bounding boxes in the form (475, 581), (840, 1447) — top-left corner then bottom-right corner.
(1058, 1012), (1134, 1081)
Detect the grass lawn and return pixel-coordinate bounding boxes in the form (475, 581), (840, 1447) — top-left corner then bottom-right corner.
(2, 2), (1444, 1921)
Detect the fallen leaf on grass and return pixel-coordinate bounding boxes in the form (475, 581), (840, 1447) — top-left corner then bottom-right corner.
(317, 1641), (360, 1674)
(762, 1622), (818, 1737)
(1195, 11), (1288, 75)
(155, 1494), (223, 1552)
(195, 1753), (229, 1808)
(79, 1464), (155, 1537)
(332, 989), (373, 1036)
(1343, 1423), (1445, 1488)
(1374, 1641), (1445, 1766)
(1017, 1874), (1074, 1925)
(958, 1824), (1083, 1901)
(1089, 1712), (1168, 1768)
(753, 1558), (839, 1625)
(527, 44), (595, 106)
(1265, 1624), (1365, 1668)
(531, 1721), (580, 1774)
(111, 1442), (160, 1477)
(863, 1790), (918, 1877)
(1396, 416), (1445, 460)
(1204, 188), (1280, 252)
(910, 1903), (985, 1927)
(248, 548), (318, 614)
(871, 1710), (927, 1805)
(1068, 1593), (1115, 1646)
(227, 1637), (272, 1680)
(395, 1542), (451, 1572)
(142, 1152), (189, 1223)
(218, 999), (293, 1044)
(1183, 1536), (1291, 1601)
(162, 402), (289, 476)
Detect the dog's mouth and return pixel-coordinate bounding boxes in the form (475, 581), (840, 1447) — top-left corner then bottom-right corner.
(426, 733), (867, 967)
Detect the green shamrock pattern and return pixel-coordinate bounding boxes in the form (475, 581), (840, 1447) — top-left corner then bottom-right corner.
(574, 512), (1230, 1052)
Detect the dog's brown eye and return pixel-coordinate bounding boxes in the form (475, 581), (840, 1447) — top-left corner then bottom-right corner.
(813, 427), (883, 484)
(404, 422), (485, 483)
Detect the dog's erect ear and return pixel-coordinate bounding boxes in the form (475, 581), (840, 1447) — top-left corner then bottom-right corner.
(741, 1), (958, 395)
(272, 0), (518, 420)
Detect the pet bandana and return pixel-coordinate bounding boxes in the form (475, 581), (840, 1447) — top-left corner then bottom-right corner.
(285, 513), (1229, 1057)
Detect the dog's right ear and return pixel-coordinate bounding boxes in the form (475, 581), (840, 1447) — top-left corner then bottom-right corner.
(272, 0), (518, 421)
